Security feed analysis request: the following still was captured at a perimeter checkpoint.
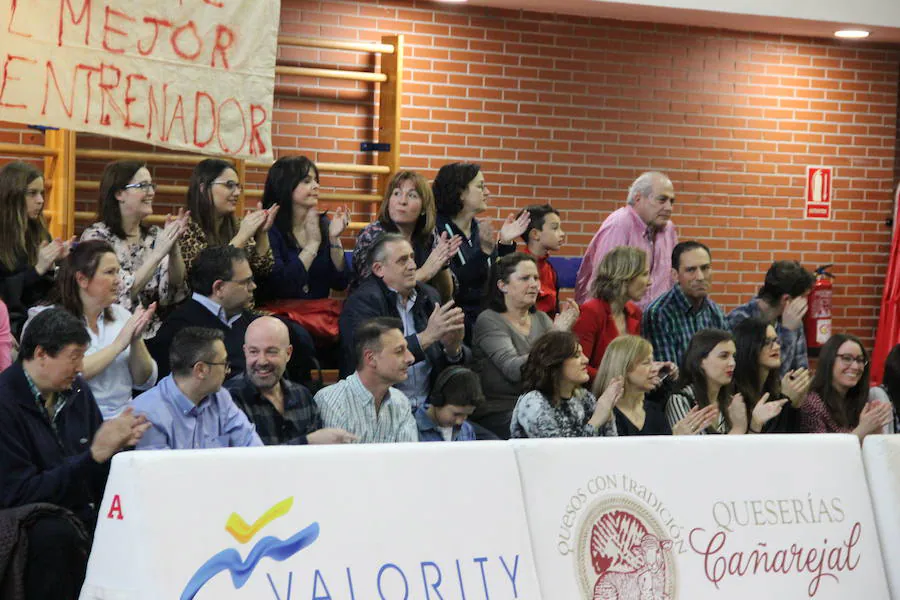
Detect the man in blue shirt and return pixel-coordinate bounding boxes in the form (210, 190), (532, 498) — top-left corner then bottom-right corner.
(133, 327), (263, 449)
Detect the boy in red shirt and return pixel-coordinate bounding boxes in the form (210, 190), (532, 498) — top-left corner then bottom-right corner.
(520, 204), (564, 318)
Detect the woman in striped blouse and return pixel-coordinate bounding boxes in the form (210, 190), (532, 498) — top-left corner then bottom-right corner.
(665, 328), (785, 435)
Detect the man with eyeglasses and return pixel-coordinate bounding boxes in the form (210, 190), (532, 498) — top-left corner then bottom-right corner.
(148, 245), (256, 378)
(133, 327), (263, 449)
(574, 171), (678, 308)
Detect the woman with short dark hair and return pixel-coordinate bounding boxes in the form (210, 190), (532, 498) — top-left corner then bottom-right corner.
(26, 240), (157, 419)
(471, 252), (579, 438)
(432, 162), (528, 342)
(801, 333), (892, 439)
(511, 330), (621, 438)
(81, 160), (189, 338)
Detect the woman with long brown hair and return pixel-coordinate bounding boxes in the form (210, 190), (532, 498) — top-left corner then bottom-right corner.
(180, 158), (278, 279)
(26, 240), (157, 419)
(801, 333), (892, 439)
(0, 161), (70, 337)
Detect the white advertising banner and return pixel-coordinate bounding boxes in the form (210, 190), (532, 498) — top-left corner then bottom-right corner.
(0, 0), (279, 160)
(513, 435), (888, 600)
(80, 443), (541, 600)
(863, 435), (900, 599)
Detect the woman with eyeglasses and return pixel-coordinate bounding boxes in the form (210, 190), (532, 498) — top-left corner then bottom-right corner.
(732, 317), (810, 433)
(181, 158), (277, 280)
(0, 161), (71, 338)
(432, 162), (528, 343)
(81, 161), (189, 338)
(25, 240), (158, 419)
(800, 333), (892, 439)
(352, 170), (462, 301)
(666, 328), (786, 434)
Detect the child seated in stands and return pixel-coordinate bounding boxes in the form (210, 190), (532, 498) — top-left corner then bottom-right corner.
(415, 367), (482, 442)
(520, 204), (564, 318)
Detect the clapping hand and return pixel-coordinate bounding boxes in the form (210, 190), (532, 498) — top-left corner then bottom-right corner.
(553, 299), (580, 331)
(591, 376), (624, 427)
(499, 211), (530, 244)
(328, 206), (350, 241)
(90, 407), (151, 462)
(726, 393), (748, 434)
(420, 232), (463, 280)
(782, 368), (812, 408)
(672, 404), (719, 435)
(749, 392), (789, 433)
(855, 401), (894, 438)
(158, 209), (190, 255)
(477, 218), (497, 255)
(422, 300), (465, 350)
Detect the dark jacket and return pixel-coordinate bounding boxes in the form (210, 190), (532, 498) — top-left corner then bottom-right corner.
(147, 298), (254, 379)
(0, 257), (55, 340)
(0, 363), (109, 529)
(436, 215), (516, 344)
(338, 277), (470, 380)
(257, 217), (348, 302)
(0, 503), (89, 600)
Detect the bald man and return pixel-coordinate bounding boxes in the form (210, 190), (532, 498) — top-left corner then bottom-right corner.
(574, 171), (679, 308)
(225, 317), (356, 445)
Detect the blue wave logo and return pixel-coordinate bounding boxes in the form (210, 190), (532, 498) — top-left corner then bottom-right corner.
(180, 520), (320, 599)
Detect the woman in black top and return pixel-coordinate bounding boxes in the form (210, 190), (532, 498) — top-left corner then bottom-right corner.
(0, 161), (70, 337)
(594, 335), (719, 436)
(432, 162), (529, 343)
(733, 317), (811, 433)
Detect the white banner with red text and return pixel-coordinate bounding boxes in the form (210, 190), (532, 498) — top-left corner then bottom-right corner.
(0, 0), (279, 160)
(513, 435), (888, 600)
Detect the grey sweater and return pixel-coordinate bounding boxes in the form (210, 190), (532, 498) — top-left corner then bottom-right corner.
(472, 309), (553, 417)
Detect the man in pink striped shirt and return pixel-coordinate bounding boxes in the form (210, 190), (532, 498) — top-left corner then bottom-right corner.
(575, 172), (679, 309)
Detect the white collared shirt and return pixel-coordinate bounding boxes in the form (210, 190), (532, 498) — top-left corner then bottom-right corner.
(191, 293), (243, 328)
(25, 304), (158, 419)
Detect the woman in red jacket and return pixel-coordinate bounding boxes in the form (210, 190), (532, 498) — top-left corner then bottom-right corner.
(573, 246), (649, 382)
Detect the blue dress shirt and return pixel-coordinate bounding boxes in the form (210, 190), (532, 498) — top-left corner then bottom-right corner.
(131, 375), (263, 449)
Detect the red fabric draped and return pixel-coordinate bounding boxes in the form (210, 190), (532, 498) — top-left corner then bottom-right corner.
(871, 184), (900, 385)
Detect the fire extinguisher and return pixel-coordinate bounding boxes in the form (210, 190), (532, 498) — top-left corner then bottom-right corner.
(804, 265), (834, 349)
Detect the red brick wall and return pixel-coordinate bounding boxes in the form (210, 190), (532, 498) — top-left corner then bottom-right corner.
(1, 0), (897, 353)
(278, 0), (899, 350)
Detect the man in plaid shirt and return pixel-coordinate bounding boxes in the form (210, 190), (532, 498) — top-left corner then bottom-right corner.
(642, 241), (730, 366)
(225, 317), (356, 445)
